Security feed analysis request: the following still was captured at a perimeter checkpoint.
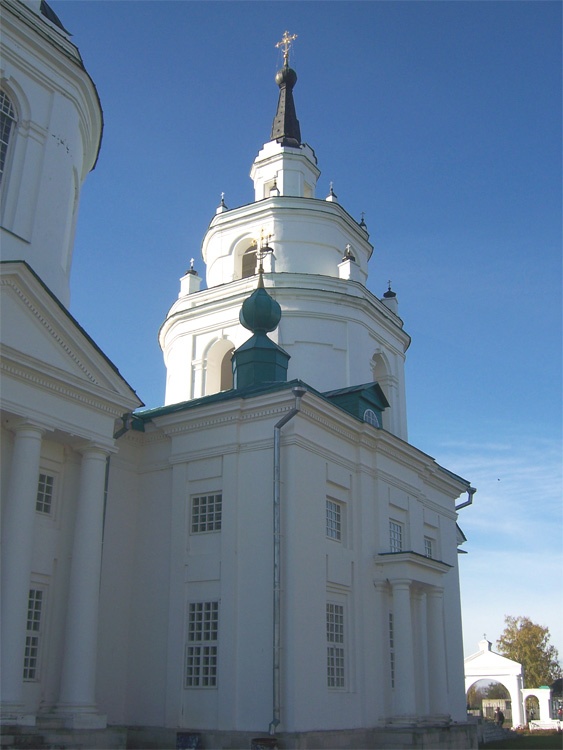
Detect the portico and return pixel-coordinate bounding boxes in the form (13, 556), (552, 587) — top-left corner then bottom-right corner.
(375, 552), (453, 724)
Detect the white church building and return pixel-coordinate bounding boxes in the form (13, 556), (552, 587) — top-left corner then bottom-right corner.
(1, 4), (477, 748)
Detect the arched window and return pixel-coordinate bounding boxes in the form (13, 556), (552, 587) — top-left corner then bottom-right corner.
(0, 91), (16, 186)
(363, 409), (381, 428)
(241, 247), (257, 278)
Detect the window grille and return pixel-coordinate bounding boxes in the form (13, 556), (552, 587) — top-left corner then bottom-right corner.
(326, 499), (342, 541)
(36, 473), (55, 515)
(424, 537), (433, 558)
(185, 601), (218, 687)
(389, 612), (395, 688)
(23, 589), (43, 680)
(191, 494), (222, 533)
(0, 91), (16, 186)
(326, 603), (345, 688)
(389, 520), (403, 552)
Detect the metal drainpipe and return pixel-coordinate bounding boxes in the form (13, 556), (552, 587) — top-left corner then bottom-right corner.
(455, 486), (476, 511)
(269, 385), (306, 736)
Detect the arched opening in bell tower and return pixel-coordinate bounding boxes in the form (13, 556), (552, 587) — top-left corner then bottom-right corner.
(205, 339), (235, 395)
(241, 246), (258, 278)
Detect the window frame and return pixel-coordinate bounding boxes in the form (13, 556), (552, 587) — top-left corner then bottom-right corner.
(184, 600), (219, 689)
(23, 586), (46, 681)
(36, 471), (55, 515)
(190, 493), (222, 534)
(0, 89), (17, 189)
(326, 498), (342, 542)
(388, 611), (395, 689)
(326, 601), (346, 689)
(389, 520), (403, 553)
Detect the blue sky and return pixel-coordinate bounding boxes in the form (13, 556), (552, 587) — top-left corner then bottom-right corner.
(50, 1), (562, 664)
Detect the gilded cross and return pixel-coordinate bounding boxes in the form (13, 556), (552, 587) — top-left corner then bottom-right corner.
(275, 31), (297, 65)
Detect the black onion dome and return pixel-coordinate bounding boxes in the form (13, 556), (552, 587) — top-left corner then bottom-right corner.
(240, 287), (282, 334)
(275, 65), (297, 88)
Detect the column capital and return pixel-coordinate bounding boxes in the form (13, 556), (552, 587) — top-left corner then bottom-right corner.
(76, 442), (115, 459)
(373, 579), (388, 592)
(390, 578), (412, 591)
(427, 586), (445, 599)
(10, 419), (51, 438)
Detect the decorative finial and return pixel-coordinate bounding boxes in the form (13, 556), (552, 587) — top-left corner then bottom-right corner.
(276, 30), (297, 66)
(343, 243), (355, 262)
(256, 230), (274, 279)
(220, 192), (226, 207)
(326, 182), (338, 202)
(383, 280), (397, 299)
(186, 258), (197, 276)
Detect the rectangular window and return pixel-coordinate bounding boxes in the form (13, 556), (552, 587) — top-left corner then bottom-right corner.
(23, 589), (43, 680)
(424, 537), (433, 558)
(36, 473), (54, 515)
(326, 499), (342, 541)
(389, 611), (395, 689)
(389, 520), (403, 552)
(185, 601), (218, 688)
(191, 494), (222, 534)
(326, 602), (345, 688)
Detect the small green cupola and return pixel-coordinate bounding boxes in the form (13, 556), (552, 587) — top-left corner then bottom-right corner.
(323, 382), (390, 428)
(232, 276), (290, 389)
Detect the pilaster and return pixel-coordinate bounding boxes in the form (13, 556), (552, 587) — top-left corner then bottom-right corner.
(426, 587), (449, 722)
(0, 421), (47, 723)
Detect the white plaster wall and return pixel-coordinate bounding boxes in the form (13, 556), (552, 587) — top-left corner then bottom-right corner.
(1, 0), (102, 308)
(109, 391), (467, 733)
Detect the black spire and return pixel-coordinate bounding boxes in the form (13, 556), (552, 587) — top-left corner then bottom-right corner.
(271, 31), (301, 147)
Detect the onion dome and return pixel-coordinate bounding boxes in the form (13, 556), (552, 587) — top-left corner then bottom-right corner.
(232, 280), (290, 388)
(383, 281), (396, 299)
(239, 284), (282, 333)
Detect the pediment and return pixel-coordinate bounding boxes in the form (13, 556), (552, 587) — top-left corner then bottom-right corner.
(0, 262), (142, 410)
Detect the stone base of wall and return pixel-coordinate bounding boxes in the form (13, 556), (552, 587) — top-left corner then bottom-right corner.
(125, 723), (478, 750)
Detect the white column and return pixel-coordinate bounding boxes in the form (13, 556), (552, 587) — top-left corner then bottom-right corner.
(391, 579), (416, 721)
(373, 581), (391, 721)
(411, 588), (428, 716)
(0, 422), (45, 719)
(427, 587), (449, 720)
(56, 445), (109, 728)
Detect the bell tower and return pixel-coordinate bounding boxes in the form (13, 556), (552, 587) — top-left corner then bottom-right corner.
(160, 33), (410, 439)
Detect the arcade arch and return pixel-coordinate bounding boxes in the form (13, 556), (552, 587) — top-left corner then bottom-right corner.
(205, 339), (235, 395)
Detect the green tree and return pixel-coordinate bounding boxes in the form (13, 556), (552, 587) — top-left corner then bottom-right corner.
(497, 615), (562, 687)
(485, 682), (509, 699)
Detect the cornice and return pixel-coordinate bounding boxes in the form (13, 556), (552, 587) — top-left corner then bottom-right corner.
(1, 351), (133, 417)
(161, 273), (409, 352)
(2, 0), (80, 64)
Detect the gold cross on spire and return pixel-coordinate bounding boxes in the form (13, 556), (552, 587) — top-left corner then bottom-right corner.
(275, 30), (297, 66)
